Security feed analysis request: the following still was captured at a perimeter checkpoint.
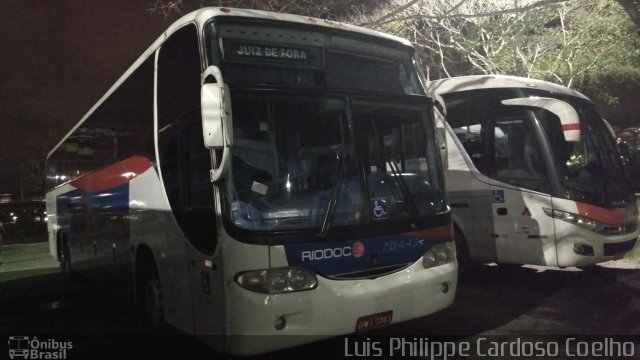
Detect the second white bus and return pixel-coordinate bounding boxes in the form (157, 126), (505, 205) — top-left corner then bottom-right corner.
(429, 75), (638, 269)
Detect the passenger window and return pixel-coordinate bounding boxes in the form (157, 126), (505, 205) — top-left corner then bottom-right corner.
(493, 119), (549, 193)
(445, 89), (551, 194)
(452, 123), (491, 175)
(184, 123), (214, 208)
(157, 24), (201, 132)
(451, 118), (549, 193)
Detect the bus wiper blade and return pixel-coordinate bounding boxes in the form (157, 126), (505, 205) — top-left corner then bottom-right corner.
(387, 159), (419, 218)
(318, 148), (346, 236)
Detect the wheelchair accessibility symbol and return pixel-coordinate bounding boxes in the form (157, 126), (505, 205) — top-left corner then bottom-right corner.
(371, 198), (389, 220)
(492, 190), (505, 203)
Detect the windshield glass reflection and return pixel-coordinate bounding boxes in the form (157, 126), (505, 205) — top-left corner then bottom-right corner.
(224, 92), (446, 233)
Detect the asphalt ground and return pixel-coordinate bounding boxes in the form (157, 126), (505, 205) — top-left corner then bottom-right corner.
(1, 242), (640, 359)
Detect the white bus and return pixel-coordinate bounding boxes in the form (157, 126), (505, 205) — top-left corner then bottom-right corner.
(46, 8), (456, 355)
(429, 75), (638, 270)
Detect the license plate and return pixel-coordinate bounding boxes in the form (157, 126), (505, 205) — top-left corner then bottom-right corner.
(355, 310), (393, 332)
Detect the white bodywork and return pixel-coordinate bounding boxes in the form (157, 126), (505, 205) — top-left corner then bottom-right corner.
(46, 8), (456, 355)
(429, 75), (639, 267)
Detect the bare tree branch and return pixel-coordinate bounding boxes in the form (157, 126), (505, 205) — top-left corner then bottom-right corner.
(368, 0), (569, 27)
(358, 0), (421, 26)
(617, 0), (640, 29)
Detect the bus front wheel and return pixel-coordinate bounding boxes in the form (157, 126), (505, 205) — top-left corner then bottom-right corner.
(137, 256), (164, 328)
(60, 238), (75, 280)
(454, 227), (473, 277)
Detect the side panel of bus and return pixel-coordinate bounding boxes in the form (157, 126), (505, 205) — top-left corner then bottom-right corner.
(444, 119), (559, 266)
(444, 122), (496, 262)
(489, 181), (556, 265)
(46, 156), (198, 333)
(46, 22), (227, 338)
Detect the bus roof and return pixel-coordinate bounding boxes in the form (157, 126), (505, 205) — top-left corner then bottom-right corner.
(48, 7), (413, 159)
(427, 74), (590, 101)
(189, 7), (412, 46)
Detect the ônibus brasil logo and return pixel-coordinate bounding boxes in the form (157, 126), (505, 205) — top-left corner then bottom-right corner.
(301, 241), (365, 262)
(8, 336), (73, 360)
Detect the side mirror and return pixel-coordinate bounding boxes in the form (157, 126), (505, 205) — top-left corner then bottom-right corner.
(201, 66), (232, 148)
(201, 66), (232, 182)
(502, 97), (581, 142)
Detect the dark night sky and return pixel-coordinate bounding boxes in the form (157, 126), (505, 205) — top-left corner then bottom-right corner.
(1, 1), (639, 198)
(0, 0), (182, 197)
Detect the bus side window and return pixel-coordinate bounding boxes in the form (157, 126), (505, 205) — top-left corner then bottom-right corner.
(160, 134), (181, 207)
(183, 122), (217, 255)
(157, 24), (201, 134)
(492, 118), (550, 193)
(453, 123), (491, 175)
(185, 123), (214, 208)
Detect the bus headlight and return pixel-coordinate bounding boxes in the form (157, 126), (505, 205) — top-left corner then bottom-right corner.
(544, 207), (638, 236)
(422, 242), (456, 269)
(543, 208), (601, 231)
(542, 207), (640, 236)
(235, 267), (318, 294)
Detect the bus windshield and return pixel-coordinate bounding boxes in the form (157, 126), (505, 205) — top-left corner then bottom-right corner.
(540, 99), (634, 207)
(444, 88), (634, 208)
(224, 92), (446, 233)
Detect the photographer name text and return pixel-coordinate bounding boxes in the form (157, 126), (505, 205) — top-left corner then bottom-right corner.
(344, 337), (635, 358)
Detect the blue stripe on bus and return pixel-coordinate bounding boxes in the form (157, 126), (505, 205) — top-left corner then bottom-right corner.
(284, 232), (449, 277)
(56, 183), (130, 230)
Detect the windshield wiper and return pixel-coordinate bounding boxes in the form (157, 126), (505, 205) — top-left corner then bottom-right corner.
(386, 159), (419, 218)
(318, 148), (346, 236)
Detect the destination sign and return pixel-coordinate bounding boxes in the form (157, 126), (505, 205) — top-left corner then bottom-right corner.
(223, 39), (323, 68)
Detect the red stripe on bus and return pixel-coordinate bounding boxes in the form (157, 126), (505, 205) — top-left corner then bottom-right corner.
(575, 201), (624, 225)
(71, 156), (153, 192)
(406, 224), (453, 238)
(562, 123), (581, 131)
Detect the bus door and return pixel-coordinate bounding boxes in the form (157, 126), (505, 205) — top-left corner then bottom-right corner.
(488, 114), (557, 266)
(187, 233), (225, 339)
(181, 124), (225, 338)
(159, 118), (225, 337)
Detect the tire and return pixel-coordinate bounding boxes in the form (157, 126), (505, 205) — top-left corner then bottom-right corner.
(60, 239), (75, 279)
(139, 262), (164, 328)
(497, 262), (523, 270)
(454, 227), (472, 277)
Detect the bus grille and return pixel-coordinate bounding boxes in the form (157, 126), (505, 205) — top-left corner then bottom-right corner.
(327, 263), (411, 280)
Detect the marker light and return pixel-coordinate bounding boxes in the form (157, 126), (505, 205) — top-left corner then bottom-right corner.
(422, 242), (456, 269)
(236, 267), (318, 294)
(274, 316), (286, 330)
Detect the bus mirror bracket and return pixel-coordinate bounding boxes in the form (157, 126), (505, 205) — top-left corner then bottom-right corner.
(201, 66), (233, 182)
(433, 100), (448, 170)
(502, 97), (581, 142)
